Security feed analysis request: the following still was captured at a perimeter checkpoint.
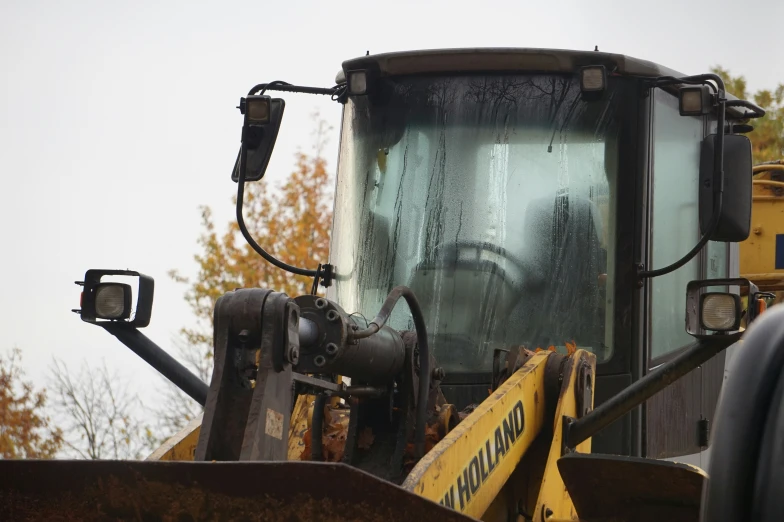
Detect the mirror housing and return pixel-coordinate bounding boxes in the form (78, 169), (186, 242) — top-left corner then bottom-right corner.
(699, 133), (752, 242)
(231, 97), (285, 182)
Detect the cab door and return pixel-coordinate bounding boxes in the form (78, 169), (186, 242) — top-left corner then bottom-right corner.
(643, 87), (730, 466)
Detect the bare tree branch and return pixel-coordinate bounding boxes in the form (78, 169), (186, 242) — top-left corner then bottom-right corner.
(48, 358), (156, 460)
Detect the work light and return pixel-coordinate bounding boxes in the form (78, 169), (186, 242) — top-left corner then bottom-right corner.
(580, 66), (606, 93)
(347, 70), (369, 95)
(685, 278), (752, 338)
(679, 86), (711, 116)
(94, 283), (132, 320)
(74, 269), (154, 328)
(243, 95), (272, 125)
(700, 293), (741, 331)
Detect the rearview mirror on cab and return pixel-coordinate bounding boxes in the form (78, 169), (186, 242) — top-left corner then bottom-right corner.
(231, 97), (286, 182)
(699, 133), (752, 242)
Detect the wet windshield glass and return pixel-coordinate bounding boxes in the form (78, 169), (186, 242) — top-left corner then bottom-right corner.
(329, 74), (622, 374)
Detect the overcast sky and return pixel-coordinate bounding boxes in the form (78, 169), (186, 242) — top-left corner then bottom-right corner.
(1, 0), (782, 411)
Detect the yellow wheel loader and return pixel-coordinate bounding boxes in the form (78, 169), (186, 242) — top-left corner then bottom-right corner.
(740, 159), (784, 310)
(3, 48), (784, 522)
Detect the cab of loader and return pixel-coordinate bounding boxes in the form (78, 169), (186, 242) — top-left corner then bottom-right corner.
(93, 48), (765, 462)
(267, 49), (765, 460)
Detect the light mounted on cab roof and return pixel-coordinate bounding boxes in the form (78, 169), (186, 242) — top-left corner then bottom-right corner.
(579, 65), (607, 92)
(679, 85), (712, 116)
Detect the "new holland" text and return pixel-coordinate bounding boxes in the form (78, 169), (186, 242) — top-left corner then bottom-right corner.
(440, 400), (525, 511)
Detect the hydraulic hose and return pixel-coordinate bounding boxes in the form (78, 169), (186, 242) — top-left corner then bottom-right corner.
(350, 286), (431, 459)
(311, 394), (327, 461)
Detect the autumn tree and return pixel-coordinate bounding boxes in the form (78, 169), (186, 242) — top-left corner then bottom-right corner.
(0, 348), (63, 458)
(48, 358), (157, 460)
(713, 66), (784, 163)
(161, 114), (335, 434)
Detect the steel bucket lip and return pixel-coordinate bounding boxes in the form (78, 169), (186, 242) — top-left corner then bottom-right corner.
(0, 459), (477, 522)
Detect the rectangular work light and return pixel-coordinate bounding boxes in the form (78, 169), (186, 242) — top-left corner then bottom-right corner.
(347, 70), (369, 95)
(94, 283), (132, 320)
(243, 95), (272, 125)
(679, 86), (711, 116)
(580, 66), (607, 93)
(700, 293), (742, 331)
(685, 278), (755, 338)
(74, 269), (154, 328)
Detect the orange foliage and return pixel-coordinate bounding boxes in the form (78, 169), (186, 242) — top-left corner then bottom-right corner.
(171, 115), (334, 370)
(299, 403), (350, 463)
(711, 66), (783, 163)
(0, 349), (63, 458)
(403, 423), (442, 470)
(534, 340), (578, 355)
(322, 421), (348, 462)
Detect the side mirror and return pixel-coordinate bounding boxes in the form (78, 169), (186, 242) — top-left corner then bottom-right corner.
(699, 133), (752, 242)
(231, 97), (285, 182)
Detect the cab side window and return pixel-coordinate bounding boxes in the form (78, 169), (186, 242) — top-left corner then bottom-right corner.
(650, 90), (703, 361)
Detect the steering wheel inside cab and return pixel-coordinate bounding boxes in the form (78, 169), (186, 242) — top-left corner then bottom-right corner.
(417, 240), (529, 293)
(406, 240), (530, 370)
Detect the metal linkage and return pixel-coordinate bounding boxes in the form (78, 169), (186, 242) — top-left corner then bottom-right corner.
(565, 333), (741, 449)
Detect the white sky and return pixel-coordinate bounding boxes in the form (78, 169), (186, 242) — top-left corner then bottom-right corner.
(1, 0), (782, 408)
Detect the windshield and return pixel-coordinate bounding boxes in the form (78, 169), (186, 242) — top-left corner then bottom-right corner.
(328, 74), (623, 374)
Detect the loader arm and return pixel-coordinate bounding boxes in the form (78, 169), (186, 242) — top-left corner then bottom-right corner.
(402, 350), (595, 520)
(143, 349), (597, 521)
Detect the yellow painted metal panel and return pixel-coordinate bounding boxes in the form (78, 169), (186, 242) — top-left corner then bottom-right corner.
(146, 415), (202, 461)
(741, 166), (784, 292)
(534, 350), (596, 521)
(402, 353), (550, 518)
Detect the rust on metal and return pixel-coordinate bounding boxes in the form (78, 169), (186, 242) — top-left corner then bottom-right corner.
(299, 403), (351, 462)
(0, 460), (477, 522)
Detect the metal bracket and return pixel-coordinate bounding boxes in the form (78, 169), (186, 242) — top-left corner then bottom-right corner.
(195, 289), (297, 462)
(575, 361), (593, 419)
(239, 293), (298, 460)
(492, 347), (533, 391)
(562, 415), (576, 456)
(698, 417), (710, 448)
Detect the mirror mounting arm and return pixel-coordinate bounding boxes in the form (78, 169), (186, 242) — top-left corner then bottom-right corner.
(233, 80), (341, 290)
(236, 138), (333, 288)
(247, 81), (346, 102)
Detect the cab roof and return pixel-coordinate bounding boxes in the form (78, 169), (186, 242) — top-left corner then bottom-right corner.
(337, 48), (684, 82)
(336, 48), (753, 120)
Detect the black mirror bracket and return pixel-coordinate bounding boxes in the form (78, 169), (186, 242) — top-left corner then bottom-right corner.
(232, 81), (343, 291)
